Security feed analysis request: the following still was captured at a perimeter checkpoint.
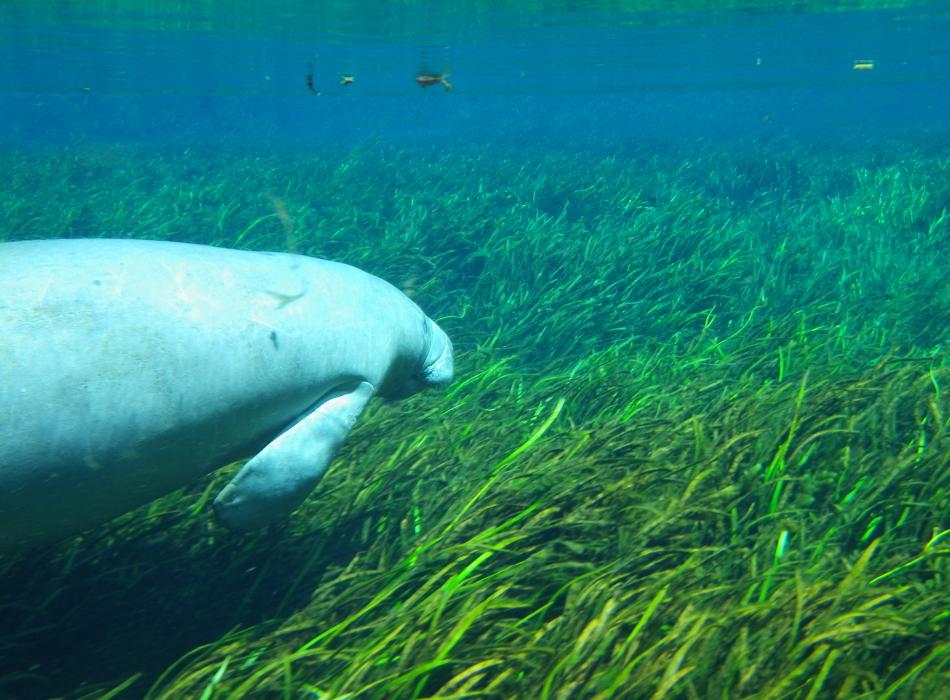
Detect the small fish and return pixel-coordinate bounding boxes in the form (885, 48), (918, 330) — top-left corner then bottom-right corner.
(305, 62), (319, 94)
(853, 60), (875, 70)
(340, 75), (354, 85)
(415, 72), (452, 91)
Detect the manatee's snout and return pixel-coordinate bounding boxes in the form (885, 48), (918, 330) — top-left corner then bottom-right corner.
(421, 319), (454, 388)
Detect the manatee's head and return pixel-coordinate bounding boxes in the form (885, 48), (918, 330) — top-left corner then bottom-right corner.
(419, 317), (454, 388)
(380, 316), (454, 400)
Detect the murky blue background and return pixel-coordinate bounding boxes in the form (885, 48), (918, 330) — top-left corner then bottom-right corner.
(1, 1), (948, 149)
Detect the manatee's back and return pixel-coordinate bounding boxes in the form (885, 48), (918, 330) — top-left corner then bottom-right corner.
(0, 240), (255, 546)
(0, 238), (420, 549)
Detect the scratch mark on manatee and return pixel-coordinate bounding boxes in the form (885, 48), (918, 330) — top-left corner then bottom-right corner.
(265, 289), (306, 309)
(160, 261), (191, 303)
(36, 274), (54, 304)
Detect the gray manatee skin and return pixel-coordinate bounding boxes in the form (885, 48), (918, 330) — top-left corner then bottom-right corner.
(0, 238), (453, 551)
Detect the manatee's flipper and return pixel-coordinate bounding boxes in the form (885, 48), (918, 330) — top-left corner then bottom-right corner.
(213, 380), (374, 531)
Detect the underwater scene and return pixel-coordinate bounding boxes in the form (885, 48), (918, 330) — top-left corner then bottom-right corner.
(0, 1), (948, 698)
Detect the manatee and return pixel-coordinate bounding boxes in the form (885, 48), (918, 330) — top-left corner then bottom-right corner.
(0, 238), (453, 550)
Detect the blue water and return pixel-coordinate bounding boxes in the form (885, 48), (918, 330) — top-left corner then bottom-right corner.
(1, 1), (948, 150)
(2, 4), (949, 697)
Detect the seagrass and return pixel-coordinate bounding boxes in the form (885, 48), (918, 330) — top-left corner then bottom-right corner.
(0, 136), (947, 698)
